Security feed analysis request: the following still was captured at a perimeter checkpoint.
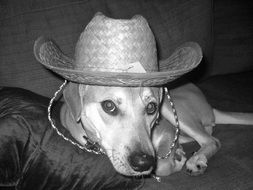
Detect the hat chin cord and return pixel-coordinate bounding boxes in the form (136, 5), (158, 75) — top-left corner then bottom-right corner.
(152, 87), (180, 182)
(80, 113), (106, 153)
(47, 80), (105, 154)
(48, 81), (180, 182)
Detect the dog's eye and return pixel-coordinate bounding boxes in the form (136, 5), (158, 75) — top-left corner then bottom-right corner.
(101, 100), (118, 116)
(146, 102), (157, 115)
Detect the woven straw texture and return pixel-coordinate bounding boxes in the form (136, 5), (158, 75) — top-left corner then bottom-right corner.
(75, 13), (157, 73)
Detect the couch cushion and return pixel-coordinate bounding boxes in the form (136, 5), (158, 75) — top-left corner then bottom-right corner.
(212, 0), (253, 75)
(197, 71), (253, 112)
(0, 87), (141, 189)
(0, 0), (213, 97)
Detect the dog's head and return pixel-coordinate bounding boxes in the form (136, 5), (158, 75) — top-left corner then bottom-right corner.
(62, 82), (182, 176)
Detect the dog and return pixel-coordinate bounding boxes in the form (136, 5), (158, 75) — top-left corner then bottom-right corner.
(60, 82), (184, 176)
(158, 82), (253, 176)
(60, 82), (253, 178)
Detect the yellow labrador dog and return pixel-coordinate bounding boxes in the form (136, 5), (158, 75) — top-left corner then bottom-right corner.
(160, 83), (253, 176)
(60, 82), (185, 176)
(60, 82), (253, 177)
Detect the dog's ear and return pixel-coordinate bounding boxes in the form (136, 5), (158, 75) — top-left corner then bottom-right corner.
(63, 82), (82, 121)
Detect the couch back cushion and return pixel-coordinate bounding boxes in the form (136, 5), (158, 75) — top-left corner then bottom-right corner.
(212, 0), (253, 75)
(0, 0), (213, 97)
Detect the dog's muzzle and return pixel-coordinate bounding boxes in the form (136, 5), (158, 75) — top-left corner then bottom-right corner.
(128, 151), (156, 172)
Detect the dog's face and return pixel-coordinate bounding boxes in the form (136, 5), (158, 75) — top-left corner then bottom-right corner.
(79, 85), (161, 176)
(63, 83), (183, 176)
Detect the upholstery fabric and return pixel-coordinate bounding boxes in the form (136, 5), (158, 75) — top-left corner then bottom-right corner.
(197, 71), (253, 112)
(212, 0), (253, 75)
(0, 87), (141, 190)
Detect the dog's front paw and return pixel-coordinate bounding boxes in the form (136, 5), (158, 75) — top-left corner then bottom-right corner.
(155, 147), (186, 177)
(186, 153), (207, 176)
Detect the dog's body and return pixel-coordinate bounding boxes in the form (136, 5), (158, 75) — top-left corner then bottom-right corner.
(60, 82), (253, 177)
(159, 83), (253, 176)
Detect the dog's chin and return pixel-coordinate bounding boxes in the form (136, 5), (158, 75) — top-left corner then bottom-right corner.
(115, 165), (153, 177)
(112, 162), (153, 177)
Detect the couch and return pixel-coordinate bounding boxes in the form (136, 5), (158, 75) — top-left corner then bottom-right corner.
(0, 0), (253, 189)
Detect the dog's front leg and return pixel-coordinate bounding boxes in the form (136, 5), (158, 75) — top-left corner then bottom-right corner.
(161, 91), (221, 176)
(152, 117), (186, 176)
(181, 122), (221, 176)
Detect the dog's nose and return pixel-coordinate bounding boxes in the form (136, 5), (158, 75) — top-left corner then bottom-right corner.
(128, 152), (155, 172)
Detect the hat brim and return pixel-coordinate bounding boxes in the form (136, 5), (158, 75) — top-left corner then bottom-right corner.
(34, 36), (202, 87)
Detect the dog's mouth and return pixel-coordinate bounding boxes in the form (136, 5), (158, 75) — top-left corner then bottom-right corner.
(105, 146), (155, 176)
(81, 130), (155, 176)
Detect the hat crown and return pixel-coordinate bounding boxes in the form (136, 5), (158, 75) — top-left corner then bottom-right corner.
(74, 12), (158, 73)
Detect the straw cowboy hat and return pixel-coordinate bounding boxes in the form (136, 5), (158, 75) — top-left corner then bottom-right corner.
(34, 12), (202, 87)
